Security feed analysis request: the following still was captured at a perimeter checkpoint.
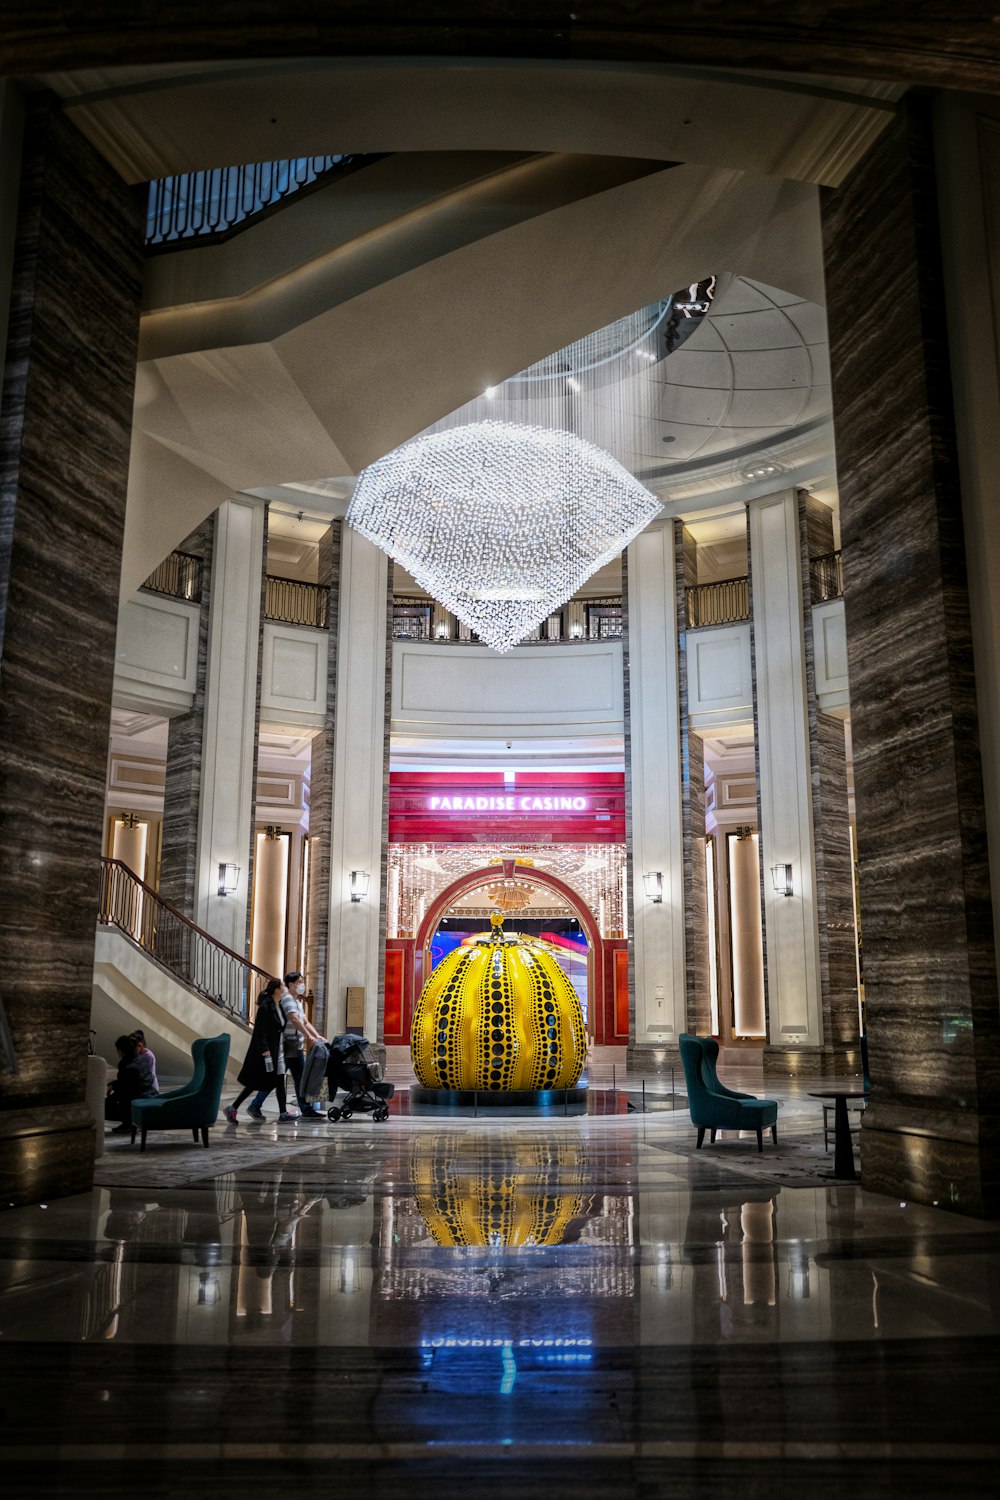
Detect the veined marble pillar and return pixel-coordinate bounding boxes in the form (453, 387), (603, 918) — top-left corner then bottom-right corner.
(675, 522), (711, 1036)
(159, 517), (214, 915)
(324, 528), (390, 1039)
(626, 526), (686, 1066)
(799, 492), (860, 1070)
(0, 97), (143, 1204)
(194, 497), (266, 957)
(823, 98), (1000, 1215)
(305, 520), (341, 1033)
(748, 491), (824, 1067)
(0, 83), (25, 384)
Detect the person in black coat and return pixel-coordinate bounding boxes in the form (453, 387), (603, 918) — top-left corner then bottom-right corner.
(225, 978), (296, 1123)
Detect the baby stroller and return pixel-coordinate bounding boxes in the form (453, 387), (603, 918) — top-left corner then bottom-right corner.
(326, 1034), (394, 1123)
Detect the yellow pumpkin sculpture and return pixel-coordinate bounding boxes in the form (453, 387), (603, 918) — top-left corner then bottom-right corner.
(411, 913), (586, 1092)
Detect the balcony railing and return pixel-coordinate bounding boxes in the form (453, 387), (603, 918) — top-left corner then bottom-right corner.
(98, 858), (267, 1023)
(145, 154), (382, 249)
(810, 550), (844, 602)
(685, 576), (750, 628)
(139, 550), (203, 603)
(264, 576), (330, 629)
(391, 596), (624, 643)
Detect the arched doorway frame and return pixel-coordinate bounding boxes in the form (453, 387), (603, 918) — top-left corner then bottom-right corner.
(412, 860), (610, 1043)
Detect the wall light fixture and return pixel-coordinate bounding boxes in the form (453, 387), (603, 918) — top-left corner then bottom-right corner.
(643, 871), (664, 904)
(218, 862), (240, 897)
(350, 870), (371, 903)
(771, 862), (794, 898)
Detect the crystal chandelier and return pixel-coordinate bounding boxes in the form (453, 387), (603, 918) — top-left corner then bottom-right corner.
(347, 421), (660, 652)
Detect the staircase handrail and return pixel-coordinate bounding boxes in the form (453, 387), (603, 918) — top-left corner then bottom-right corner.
(98, 857), (269, 1023)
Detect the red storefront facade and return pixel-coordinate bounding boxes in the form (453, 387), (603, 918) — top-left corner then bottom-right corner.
(384, 772), (629, 1048)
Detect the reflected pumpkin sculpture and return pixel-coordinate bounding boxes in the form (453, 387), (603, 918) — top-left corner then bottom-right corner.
(410, 1132), (590, 1246)
(411, 913), (586, 1091)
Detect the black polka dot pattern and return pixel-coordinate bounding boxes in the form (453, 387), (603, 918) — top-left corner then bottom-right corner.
(410, 932), (585, 1090)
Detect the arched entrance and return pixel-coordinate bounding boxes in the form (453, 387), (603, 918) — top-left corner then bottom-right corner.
(383, 860), (628, 1048)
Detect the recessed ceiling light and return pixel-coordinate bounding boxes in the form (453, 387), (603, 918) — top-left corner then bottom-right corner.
(742, 461), (784, 481)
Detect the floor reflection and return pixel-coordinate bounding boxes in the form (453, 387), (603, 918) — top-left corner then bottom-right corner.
(1, 1122), (999, 1360)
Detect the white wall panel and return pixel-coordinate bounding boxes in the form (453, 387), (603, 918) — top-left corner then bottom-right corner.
(113, 592), (199, 713)
(392, 640), (624, 738)
(812, 598), (850, 713)
(687, 624), (752, 730)
(260, 622), (328, 729)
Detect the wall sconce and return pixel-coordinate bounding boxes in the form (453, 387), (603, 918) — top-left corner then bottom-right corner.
(643, 871), (663, 904)
(771, 862), (794, 898)
(569, 621), (584, 639)
(217, 862), (240, 897)
(350, 870), (371, 903)
(435, 620), (449, 639)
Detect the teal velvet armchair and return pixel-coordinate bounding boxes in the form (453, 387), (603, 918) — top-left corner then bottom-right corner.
(678, 1033), (778, 1152)
(130, 1034), (231, 1152)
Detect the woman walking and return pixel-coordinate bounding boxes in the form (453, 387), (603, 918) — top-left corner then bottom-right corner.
(225, 978), (296, 1123)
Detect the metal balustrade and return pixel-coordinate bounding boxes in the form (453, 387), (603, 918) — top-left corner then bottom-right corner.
(810, 550), (844, 602)
(98, 858), (267, 1023)
(264, 575), (330, 628)
(145, 154), (380, 248)
(685, 576), (750, 628)
(139, 551), (203, 603)
(390, 596), (624, 643)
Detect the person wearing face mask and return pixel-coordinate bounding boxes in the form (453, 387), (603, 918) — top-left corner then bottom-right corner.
(251, 970), (325, 1120)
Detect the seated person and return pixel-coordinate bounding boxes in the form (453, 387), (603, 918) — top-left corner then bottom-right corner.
(105, 1033), (159, 1134)
(129, 1029), (159, 1092)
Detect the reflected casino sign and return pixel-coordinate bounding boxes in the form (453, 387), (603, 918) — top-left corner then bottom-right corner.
(430, 794), (588, 812)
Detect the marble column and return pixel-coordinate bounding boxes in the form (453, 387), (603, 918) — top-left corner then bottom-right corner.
(748, 490), (824, 1071)
(193, 496), (267, 958)
(626, 525), (686, 1068)
(323, 527), (390, 1039)
(159, 516), (214, 915)
(798, 491), (860, 1071)
(0, 96), (143, 1205)
(305, 520), (341, 1033)
(675, 522), (711, 1036)
(0, 83), (25, 385)
(823, 97), (1000, 1215)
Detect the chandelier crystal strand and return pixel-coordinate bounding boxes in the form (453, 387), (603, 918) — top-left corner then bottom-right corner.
(348, 421), (660, 653)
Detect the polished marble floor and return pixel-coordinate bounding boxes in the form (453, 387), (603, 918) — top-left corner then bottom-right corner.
(2, 1074), (999, 1496)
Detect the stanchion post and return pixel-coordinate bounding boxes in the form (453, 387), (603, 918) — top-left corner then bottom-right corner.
(642, 1079), (646, 1114)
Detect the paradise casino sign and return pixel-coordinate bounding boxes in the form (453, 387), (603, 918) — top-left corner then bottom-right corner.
(429, 793), (589, 812)
(387, 773), (627, 843)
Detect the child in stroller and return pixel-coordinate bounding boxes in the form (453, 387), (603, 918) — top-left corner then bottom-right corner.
(326, 1034), (394, 1122)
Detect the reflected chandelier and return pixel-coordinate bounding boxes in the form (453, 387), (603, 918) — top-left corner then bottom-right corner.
(347, 421), (660, 652)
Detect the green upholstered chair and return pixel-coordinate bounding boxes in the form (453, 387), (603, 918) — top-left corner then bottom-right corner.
(695, 1034), (758, 1103)
(678, 1033), (778, 1152)
(129, 1034), (231, 1153)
